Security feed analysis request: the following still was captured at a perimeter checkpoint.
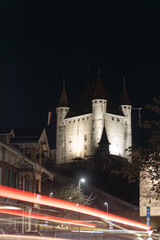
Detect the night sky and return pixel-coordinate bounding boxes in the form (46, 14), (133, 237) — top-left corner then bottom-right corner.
(0, 1), (160, 147)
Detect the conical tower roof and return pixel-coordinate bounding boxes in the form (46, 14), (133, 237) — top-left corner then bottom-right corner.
(58, 86), (68, 107)
(121, 81), (130, 105)
(93, 78), (106, 99)
(66, 77), (124, 118)
(98, 127), (110, 145)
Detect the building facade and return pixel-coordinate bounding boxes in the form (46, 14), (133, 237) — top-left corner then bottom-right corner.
(0, 128), (53, 233)
(56, 78), (132, 164)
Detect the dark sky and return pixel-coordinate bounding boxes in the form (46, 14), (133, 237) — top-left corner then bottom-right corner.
(0, 0), (160, 146)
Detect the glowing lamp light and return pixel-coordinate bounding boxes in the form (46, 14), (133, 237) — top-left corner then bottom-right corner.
(80, 178), (85, 183)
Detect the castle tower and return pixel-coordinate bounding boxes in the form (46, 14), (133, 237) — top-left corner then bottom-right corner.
(120, 80), (132, 162)
(56, 85), (69, 164)
(91, 78), (107, 154)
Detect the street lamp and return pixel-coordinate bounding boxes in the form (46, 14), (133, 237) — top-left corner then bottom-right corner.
(104, 202), (113, 230)
(104, 202), (108, 212)
(78, 178), (85, 204)
(78, 178), (85, 233)
(49, 192), (54, 198)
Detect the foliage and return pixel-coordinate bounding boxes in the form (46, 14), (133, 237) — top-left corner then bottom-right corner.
(114, 97), (160, 194)
(113, 146), (148, 183)
(42, 180), (96, 206)
(53, 183), (96, 206)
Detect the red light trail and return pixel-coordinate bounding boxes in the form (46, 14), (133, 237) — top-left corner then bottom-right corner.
(0, 185), (150, 231)
(0, 208), (96, 228)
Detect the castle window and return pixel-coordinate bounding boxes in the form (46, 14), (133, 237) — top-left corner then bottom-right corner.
(117, 118), (120, 122)
(95, 101), (97, 103)
(112, 117), (114, 121)
(78, 119), (80, 121)
(128, 106), (130, 109)
(61, 109), (63, 111)
(66, 109), (67, 111)
(84, 145), (87, 150)
(82, 118), (84, 121)
(73, 120), (75, 123)
(69, 121), (71, 123)
(100, 100), (102, 103)
(84, 134), (87, 141)
(87, 117), (89, 120)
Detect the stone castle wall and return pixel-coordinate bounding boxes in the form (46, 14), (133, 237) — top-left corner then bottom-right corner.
(56, 101), (132, 164)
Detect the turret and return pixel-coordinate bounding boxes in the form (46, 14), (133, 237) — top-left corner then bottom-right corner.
(56, 85), (69, 164)
(56, 85), (69, 126)
(91, 78), (107, 153)
(121, 80), (131, 125)
(120, 80), (132, 162)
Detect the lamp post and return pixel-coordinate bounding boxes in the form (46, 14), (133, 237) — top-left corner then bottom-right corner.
(49, 192), (54, 198)
(104, 202), (108, 213)
(78, 178), (85, 205)
(104, 202), (113, 230)
(78, 178), (85, 233)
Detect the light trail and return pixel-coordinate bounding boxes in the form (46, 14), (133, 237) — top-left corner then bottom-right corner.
(0, 234), (69, 240)
(0, 208), (95, 228)
(0, 185), (150, 231)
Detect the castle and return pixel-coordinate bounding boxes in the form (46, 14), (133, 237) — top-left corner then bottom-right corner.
(55, 77), (132, 164)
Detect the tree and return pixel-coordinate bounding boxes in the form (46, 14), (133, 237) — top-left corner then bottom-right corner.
(42, 179), (96, 206)
(114, 97), (160, 195)
(42, 180), (96, 218)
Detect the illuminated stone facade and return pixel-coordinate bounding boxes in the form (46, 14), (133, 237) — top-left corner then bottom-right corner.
(140, 170), (160, 217)
(56, 79), (132, 164)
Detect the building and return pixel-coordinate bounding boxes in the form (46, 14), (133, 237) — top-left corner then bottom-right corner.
(140, 166), (160, 218)
(55, 77), (132, 164)
(0, 128), (53, 233)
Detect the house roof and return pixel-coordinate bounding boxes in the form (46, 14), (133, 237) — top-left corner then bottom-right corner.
(11, 128), (44, 143)
(66, 78), (124, 118)
(0, 140), (54, 180)
(0, 129), (15, 137)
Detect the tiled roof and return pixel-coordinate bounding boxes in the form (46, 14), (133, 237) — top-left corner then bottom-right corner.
(121, 85), (130, 105)
(58, 86), (68, 107)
